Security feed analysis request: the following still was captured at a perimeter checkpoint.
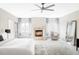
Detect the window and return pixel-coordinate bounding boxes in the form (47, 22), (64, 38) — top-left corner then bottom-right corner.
(17, 18), (31, 38)
(46, 18), (59, 37)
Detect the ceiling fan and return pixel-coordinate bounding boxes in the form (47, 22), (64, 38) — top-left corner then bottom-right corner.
(34, 3), (55, 13)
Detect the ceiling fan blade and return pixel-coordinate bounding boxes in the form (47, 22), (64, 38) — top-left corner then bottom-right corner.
(32, 9), (40, 11)
(34, 4), (41, 9)
(45, 9), (54, 11)
(45, 4), (55, 9)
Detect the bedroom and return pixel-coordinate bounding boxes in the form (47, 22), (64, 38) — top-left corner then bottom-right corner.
(0, 3), (79, 55)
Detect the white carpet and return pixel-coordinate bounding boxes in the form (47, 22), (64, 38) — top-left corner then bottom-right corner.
(0, 38), (78, 55)
(35, 40), (78, 55)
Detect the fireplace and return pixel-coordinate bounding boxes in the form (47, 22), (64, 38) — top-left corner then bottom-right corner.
(35, 30), (43, 37)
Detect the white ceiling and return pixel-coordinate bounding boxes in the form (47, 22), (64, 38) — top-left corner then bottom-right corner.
(0, 3), (79, 18)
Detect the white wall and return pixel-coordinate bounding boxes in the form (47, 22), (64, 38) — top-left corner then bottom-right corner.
(0, 8), (17, 40)
(59, 10), (79, 40)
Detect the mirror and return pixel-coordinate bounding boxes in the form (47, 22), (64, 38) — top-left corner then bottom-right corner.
(66, 20), (77, 46)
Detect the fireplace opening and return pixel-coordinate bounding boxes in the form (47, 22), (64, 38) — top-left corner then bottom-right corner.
(35, 30), (43, 37)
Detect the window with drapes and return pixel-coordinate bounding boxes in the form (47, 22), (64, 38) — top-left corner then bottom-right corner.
(46, 18), (59, 37)
(17, 18), (31, 38)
